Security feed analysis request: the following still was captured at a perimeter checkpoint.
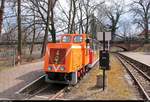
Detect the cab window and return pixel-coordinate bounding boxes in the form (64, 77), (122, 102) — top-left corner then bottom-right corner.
(62, 36), (71, 43)
(74, 36), (83, 43)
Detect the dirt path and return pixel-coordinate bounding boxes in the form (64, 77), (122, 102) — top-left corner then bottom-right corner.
(64, 54), (141, 100)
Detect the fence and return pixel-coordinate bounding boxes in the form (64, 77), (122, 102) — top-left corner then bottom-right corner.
(0, 47), (16, 67)
(0, 45), (42, 68)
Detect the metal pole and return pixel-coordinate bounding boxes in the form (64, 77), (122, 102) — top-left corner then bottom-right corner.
(103, 32), (105, 91)
(13, 47), (16, 68)
(103, 32), (105, 51)
(103, 68), (105, 90)
(108, 40), (110, 51)
(99, 45), (101, 70)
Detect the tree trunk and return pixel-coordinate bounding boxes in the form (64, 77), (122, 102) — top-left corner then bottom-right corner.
(70, 0), (76, 34)
(144, 16), (149, 43)
(68, 0), (72, 33)
(85, 0), (90, 34)
(41, 0), (51, 57)
(50, 1), (56, 43)
(51, 25), (56, 43)
(0, 0), (5, 37)
(17, 0), (22, 64)
(111, 27), (116, 41)
(79, 2), (84, 34)
(30, 9), (36, 60)
(111, 16), (118, 41)
(85, 14), (89, 34)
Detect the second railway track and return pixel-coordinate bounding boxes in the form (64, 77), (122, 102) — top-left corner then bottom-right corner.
(115, 53), (150, 100)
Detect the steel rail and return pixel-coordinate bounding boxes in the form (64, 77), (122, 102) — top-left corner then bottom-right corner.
(116, 53), (150, 100)
(48, 87), (66, 100)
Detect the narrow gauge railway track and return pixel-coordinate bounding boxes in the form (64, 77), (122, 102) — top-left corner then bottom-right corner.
(26, 66), (96, 100)
(25, 60), (99, 100)
(118, 53), (150, 77)
(25, 69), (93, 100)
(16, 75), (67, 100)
(17, 59), (99, 100)
(26, 84), (67, 100)
(115, 53), (150, 100)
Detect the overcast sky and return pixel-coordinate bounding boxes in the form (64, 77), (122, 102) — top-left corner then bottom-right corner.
(52, 0), (142, 36)
(2, 0), (144, 37)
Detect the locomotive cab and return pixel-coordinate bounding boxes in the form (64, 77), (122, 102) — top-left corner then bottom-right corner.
(44, 34), (93, 85)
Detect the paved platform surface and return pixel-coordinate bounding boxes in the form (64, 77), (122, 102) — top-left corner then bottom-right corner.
(120, 52), (150, 67)
(64, 54), (141, 100)
(0, 61), (44, 100)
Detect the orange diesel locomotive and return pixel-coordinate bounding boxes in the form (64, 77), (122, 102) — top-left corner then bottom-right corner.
(44, 33), (98, 85)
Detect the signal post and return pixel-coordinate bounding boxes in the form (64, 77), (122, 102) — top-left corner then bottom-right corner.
(96, 32), (111, 91)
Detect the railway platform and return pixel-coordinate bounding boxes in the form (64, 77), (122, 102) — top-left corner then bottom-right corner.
(64, 54), (141, 100)
(0, 60), (44, 100)
(119, 52), (150, 67)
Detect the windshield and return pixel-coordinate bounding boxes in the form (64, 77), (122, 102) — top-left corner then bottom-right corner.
(62, 36), (71, 43)
(74, 36), (83, 43)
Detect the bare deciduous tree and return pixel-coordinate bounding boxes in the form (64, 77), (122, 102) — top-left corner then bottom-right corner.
(50, 0), (57, 43)
(82, 0), (104, 34)
(29, 6), (36, 60)
(0, 0), (5, 37)
(41, 0), (51, 57)
(41, 0), (57, 57)
(131, 0), (150, 43)
(83, 0), (90, 34)
(68, 0), (77, 34)
(17, 0), (22, 64)
(101, 0), (124, 40)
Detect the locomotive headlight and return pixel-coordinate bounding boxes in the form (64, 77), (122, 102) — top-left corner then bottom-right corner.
(48, 66), (53, 71)
(60, 66), (65, 71)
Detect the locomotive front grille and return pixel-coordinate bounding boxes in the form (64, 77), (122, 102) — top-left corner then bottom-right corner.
(49, 48), (67, 64)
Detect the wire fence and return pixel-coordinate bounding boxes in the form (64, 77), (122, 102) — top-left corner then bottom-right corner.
(0, 45), (42, 68)
(0, 47), (16, 67)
